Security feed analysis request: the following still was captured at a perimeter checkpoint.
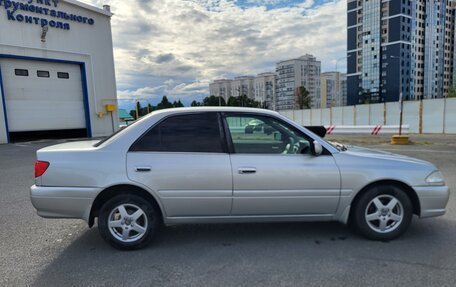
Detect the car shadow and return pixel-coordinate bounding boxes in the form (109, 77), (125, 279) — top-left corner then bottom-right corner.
(31, 218), (456, 286)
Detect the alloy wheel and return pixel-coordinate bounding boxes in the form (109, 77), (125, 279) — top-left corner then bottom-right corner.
(364, 194), (404, 234)
(108, 203), (148, 243)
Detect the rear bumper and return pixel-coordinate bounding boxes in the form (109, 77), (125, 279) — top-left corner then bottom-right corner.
(414, 185), (450, 218)
(30, 185), (101, 222)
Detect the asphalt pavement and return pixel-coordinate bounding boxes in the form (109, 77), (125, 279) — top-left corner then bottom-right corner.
(1, 134), (456, 286)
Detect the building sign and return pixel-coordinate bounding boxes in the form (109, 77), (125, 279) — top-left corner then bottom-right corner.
(0, 0), (95, 30)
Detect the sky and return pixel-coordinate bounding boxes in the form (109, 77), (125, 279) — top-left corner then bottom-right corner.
(81, 0), (347, 110)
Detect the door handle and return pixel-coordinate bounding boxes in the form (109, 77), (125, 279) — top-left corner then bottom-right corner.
(238, 167), (257, 174)
(135, 166), (151, 172)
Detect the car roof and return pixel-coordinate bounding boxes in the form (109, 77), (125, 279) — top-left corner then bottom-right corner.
(147, 106), (280, 116)
(137, 107), (281, 121)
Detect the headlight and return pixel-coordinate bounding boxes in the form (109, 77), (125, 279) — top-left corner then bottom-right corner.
(425, 171), (445, 186)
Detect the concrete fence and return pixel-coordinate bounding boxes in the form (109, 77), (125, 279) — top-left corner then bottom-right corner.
(324, 125), (409, 135)
(279, 98), (456, 134)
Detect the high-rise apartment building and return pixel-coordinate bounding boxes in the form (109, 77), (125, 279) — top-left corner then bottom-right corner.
(231, 76), (255, 99)
(254, 72), (277, 109)
(320, 72), (347, 108)
(276, 54), (321, 110)
(340, 73), (348, 106)
(209, 79), (232, 101)
(347, 0), (456, 105)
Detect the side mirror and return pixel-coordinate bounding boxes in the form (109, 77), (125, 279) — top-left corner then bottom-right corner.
(312, 140), (323, 156)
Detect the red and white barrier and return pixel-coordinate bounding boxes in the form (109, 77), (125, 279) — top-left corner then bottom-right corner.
(324, 125), (409, 135)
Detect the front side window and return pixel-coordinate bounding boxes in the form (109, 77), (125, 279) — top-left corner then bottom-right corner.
(225, 114), (312, 155)
(131, 113), (224, 153)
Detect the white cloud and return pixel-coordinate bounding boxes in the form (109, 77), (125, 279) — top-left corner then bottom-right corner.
(117, 80), (210, 101)
(81, 0), (346, 103)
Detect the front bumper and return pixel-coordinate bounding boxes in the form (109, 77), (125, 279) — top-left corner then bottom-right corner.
(30, 185), (101, 222)
(414, 185), (450, 218)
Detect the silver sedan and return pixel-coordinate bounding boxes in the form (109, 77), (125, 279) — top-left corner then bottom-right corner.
(31, 107), (450, 250)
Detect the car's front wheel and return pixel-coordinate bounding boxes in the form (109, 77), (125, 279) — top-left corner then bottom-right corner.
(352, 184), (413, 241)
(98, 194), (159, 250)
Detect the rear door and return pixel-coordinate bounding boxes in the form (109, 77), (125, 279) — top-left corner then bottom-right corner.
(127, 112), (233, 218)
(224, 113), (341, 216)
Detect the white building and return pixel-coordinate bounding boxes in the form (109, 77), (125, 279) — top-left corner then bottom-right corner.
(209, 79), (232, 102)
(254, 72), (276, 109)
(0, 0), (117, 143)
(231, 76), (255, 99)
(320, 72), (347, 108)
(276, 54), (321, 110)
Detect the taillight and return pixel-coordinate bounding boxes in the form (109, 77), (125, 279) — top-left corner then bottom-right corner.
(35, 161), (50, 178)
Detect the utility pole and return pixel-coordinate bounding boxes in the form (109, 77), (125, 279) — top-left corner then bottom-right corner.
(135, 99), (139, 120)
(390, 55), (408, 144)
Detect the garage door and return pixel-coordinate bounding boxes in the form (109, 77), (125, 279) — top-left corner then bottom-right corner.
(0, 58), (86, 133)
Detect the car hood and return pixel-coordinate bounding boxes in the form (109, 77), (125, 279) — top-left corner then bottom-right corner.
(343, 145), (435, 168)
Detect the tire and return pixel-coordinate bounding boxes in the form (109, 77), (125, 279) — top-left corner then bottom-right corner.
(98, 194), (160, 250)
(352, 184), (413, 241)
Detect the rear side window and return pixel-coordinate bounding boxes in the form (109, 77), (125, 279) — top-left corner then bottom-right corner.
(130, 113), (224, 153)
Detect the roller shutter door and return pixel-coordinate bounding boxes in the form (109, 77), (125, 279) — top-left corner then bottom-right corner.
(0, 58), (86, 133)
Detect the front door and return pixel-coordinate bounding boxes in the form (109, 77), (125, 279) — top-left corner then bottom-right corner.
(127, 112), (232, 218)
(224, 113), (341, 216)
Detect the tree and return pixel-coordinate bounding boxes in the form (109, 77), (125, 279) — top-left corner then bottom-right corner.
(225, 95), (260, 107)
(191, 100), (202, 107)
(129, 110), (137, 120)
(449, 85), (456, 98)
(135, 101), (147, 118)
(172, 100), (184, 107)
(156, 96), (173, 110)
(203, 95), (226, 106)
(227, 96), (240, 106)
(295, 86), (311, 109)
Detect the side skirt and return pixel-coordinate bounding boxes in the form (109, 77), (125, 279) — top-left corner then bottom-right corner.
(164, 214), (337, 225)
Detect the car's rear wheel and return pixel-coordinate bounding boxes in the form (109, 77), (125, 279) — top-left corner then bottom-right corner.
(352, 184), (413, 241)
(98, 194), (159, 250)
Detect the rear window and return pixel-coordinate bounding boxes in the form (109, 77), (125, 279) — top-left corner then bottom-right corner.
(93, 125), (128, 147)
(93, 119), (141, 147)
